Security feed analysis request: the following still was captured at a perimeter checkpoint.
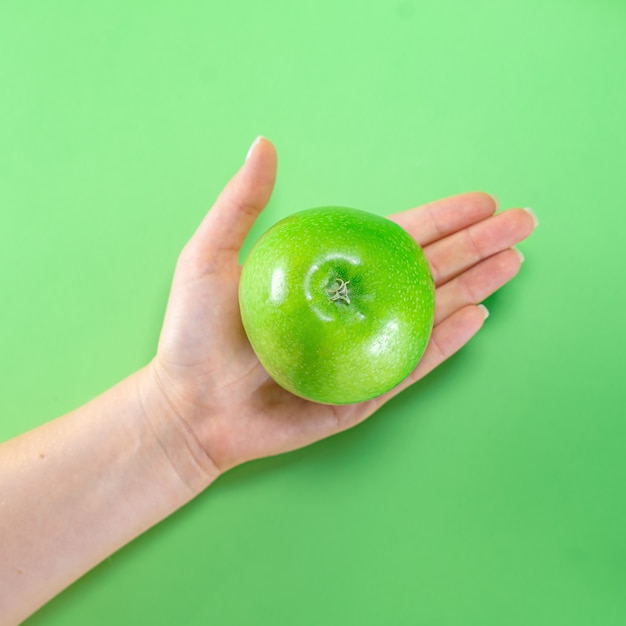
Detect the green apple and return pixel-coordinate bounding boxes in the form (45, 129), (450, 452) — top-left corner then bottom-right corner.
(239, 207), (435, 404)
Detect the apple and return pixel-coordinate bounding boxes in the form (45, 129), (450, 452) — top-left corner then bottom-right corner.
(238, 206), (435, 404)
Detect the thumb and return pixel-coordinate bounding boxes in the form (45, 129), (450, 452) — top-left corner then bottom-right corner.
(188, 136), (278, 258)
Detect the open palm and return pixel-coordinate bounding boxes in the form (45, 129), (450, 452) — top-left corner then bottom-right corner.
(147, 138), (536, 474)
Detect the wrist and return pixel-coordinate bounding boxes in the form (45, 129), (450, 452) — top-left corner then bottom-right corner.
(135, 362), (222, 498)
(0, 367), (221, 620)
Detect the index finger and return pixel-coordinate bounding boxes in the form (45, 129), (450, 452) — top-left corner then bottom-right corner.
(388, 192), (498, 246)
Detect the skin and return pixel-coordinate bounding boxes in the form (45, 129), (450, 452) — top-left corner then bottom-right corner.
(0, 137), (536, 624)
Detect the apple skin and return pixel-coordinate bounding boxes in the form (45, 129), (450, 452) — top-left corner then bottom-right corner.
(238, 207), (435, 405)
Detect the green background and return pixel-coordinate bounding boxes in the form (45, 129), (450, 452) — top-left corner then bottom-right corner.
(1, 0), (625, 624)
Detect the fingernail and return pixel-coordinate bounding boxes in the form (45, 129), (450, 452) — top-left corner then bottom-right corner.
(512, 246), (525, 263)
(246, 135), (264, 162)
(478, 304), (490, 320)
(523, 207), (539, 228)
(490, 194), (500, 212)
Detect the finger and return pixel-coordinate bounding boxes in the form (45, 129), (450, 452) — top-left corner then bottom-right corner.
(363, 304), (488, 414)
(406, 304), (488, 383)
(186, 137), (278, 259)
(400, 304), (489, 386)
(389, 192), (498, 247)
(434, 248), (523, 324)
(425, 208), (536, 286)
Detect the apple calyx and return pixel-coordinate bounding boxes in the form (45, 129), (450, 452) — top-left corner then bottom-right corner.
(327, 277), (351, 304)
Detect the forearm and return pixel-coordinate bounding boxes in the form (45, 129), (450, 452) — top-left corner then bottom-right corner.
(0, 367), (219, 625)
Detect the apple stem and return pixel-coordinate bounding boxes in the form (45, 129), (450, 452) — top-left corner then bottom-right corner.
(327, 278), (351, 304)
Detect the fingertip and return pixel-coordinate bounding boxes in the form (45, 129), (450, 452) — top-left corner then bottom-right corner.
(245, 136), (277, 170)
(245, 136), (264, 162)
(523, 207), (539, 228)
(512, 207), (539, 240)
(242, 136), (277, 207)
(512, 246), (525, 263)
(488, 193), (500, 213)
(470, 191), (499, 216)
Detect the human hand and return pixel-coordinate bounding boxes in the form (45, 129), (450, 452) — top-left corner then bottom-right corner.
(141, 137), (536, 485)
